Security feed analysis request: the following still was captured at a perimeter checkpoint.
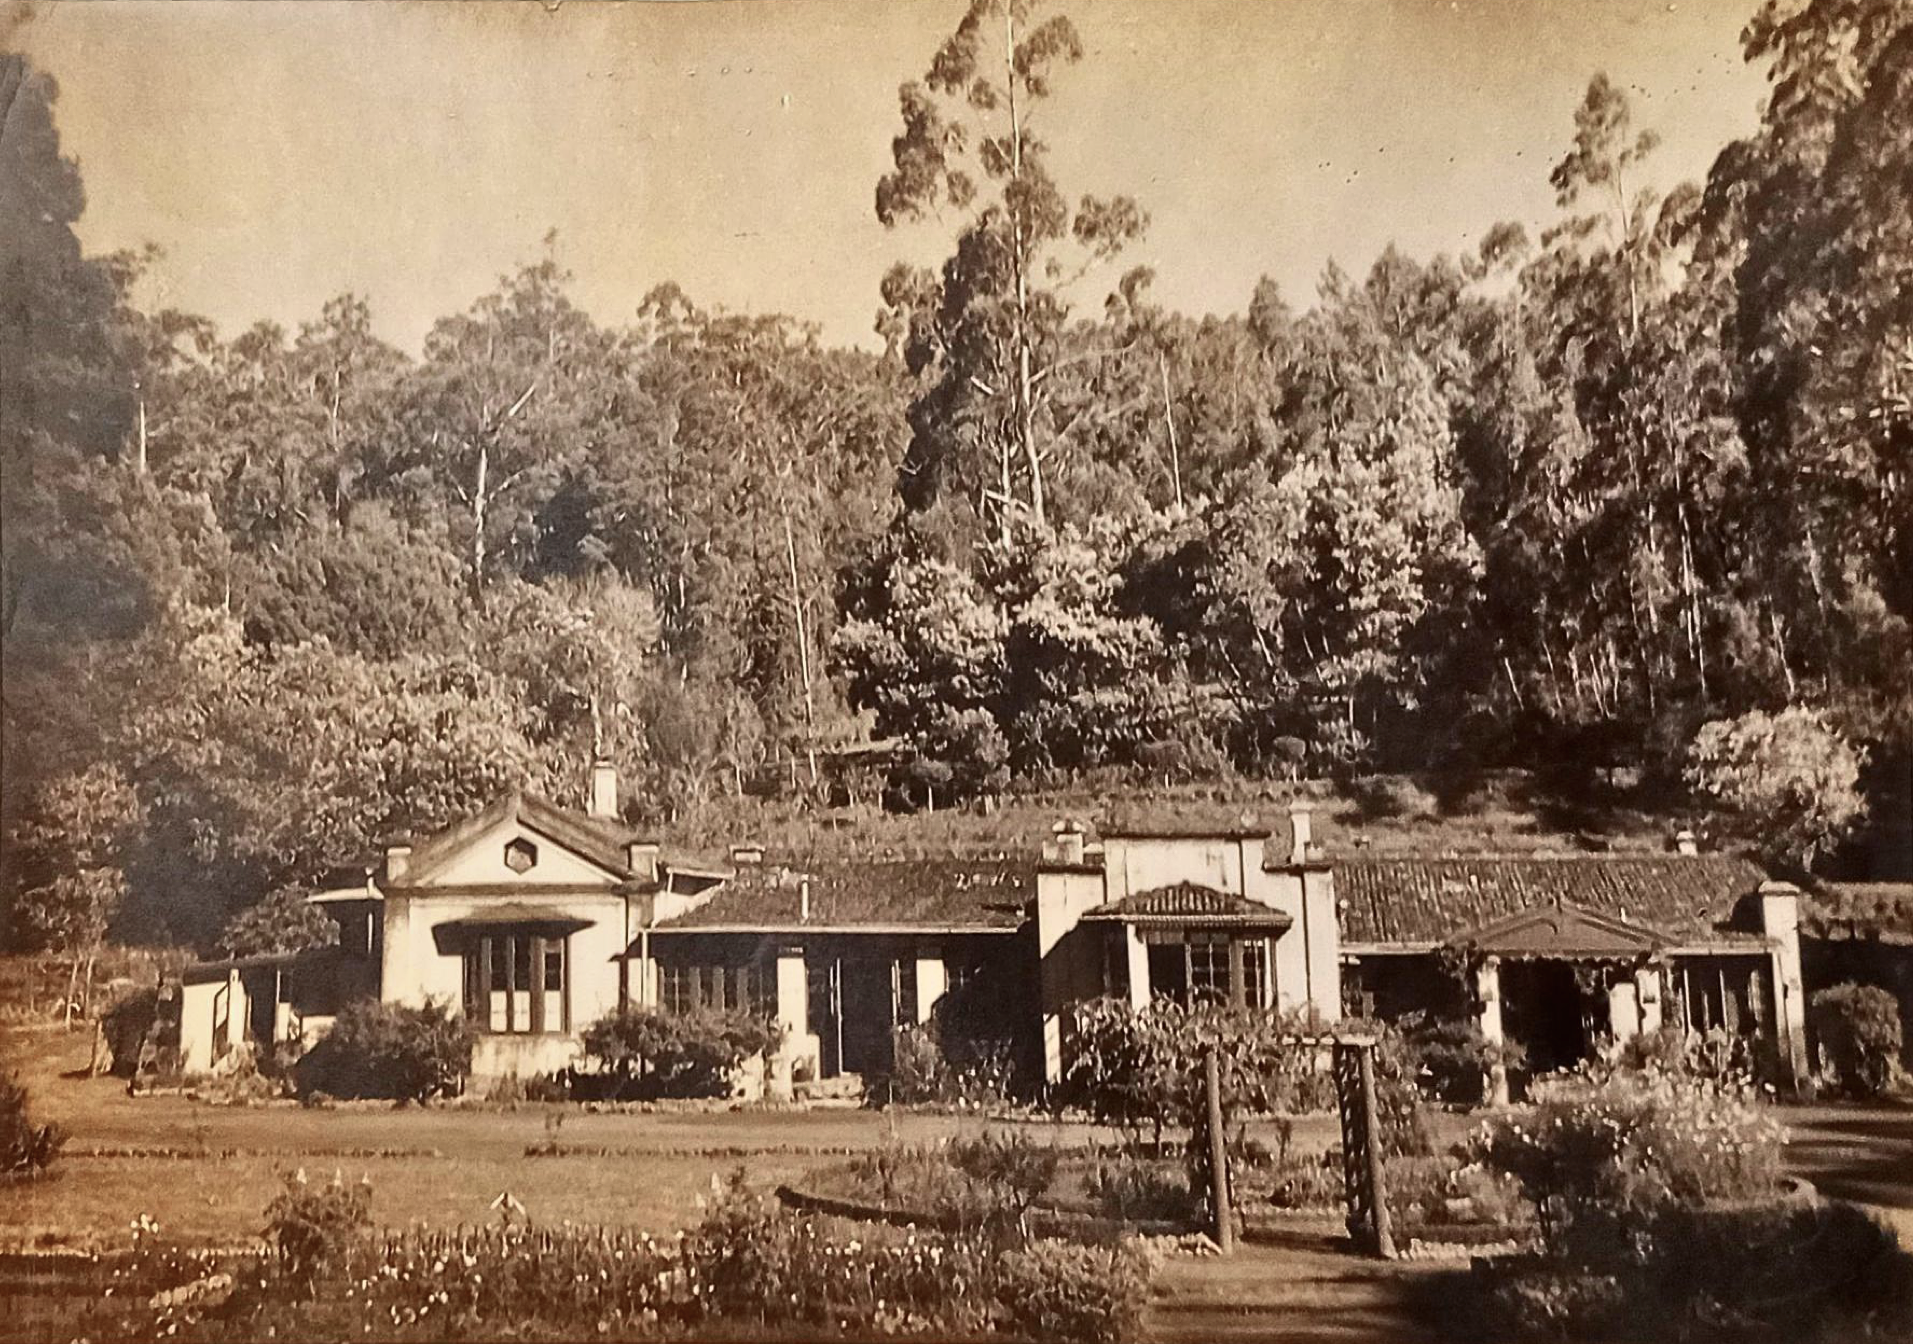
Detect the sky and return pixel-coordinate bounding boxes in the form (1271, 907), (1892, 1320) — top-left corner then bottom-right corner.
(9, 0), (1771, 353)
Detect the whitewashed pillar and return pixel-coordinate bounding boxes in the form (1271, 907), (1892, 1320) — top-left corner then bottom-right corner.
(1124, 925), (1150, 1012)
(915, 948), (947, 1025)
(1476, 955), (1509, 1107)
(1636, 965), (1664, 1035)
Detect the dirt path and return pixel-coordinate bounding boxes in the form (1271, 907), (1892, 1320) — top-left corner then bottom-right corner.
(1147, 1224), (1477, 1344)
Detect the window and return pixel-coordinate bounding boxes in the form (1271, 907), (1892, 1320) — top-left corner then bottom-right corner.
(656, 953), (775, 1018)
(1145, 934), (1274, 1011)
(462, 932), (566, 1034)
(503, 838), (538, 874)
(1189, 938), (1230, 1005)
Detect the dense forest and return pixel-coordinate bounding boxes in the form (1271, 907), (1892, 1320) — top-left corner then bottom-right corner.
(2, 0), (1910, 958)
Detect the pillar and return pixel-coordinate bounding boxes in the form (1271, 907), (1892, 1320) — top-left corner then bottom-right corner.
(1475, 955), (1509, 1107)
(1124, 925), (1149, 1012)
(914, 949), (947, 1025)
(1636, 965), (1664, 1035)
(1606, 979), (1641, 1043)
(1759, 882), (1810, 1092)
(774, 945), (817, 1084)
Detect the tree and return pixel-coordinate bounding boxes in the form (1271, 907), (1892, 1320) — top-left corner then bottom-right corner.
(876, 0), (1147, 546)
(1684, 706), (1868, 870)
(216, 887), (339, 960)
(6, 764), (140, 1023)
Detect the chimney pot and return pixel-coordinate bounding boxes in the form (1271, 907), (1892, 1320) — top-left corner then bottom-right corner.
(627, 840), (660, 881)
(1674, 829), (1699, 856)
(730, 843), (765, 866)
(385, 844), (412, 883)
(1045, 818), (1087, 866)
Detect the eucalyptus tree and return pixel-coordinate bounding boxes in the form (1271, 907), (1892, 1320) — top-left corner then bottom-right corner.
(875, 0), (1147, 549)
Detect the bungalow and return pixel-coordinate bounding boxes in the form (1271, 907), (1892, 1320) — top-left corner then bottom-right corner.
(171, 765), (1812, 1097)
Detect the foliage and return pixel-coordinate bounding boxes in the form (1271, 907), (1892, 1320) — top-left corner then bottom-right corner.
(292, 998), (473, 1103)
(579, 1006), (781, 1099)
(263, 1169), (372, 1295)
(1057, 998), (1337, 1140)
(996, 1237), (1151, 1344)
(1472, 1066), (1784, 1259)
(949, 1128), (1062, 1228)
(888, 1016), (1016, 1108)
(100, 984), (162, 1078)
(0, 1073), (66, 1176)
(1082, 1147), (1197, 1223)
(1685, 707), (1869, 869)
(1394, 1012), (1526, 1107)
(1809, 981), (1905, 1098)
(1481, 1201), (1913, 1342)
(216, 887), (339, 960)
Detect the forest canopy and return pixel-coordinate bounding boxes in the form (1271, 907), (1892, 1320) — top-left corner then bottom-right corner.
(3, 0), (1909, 951)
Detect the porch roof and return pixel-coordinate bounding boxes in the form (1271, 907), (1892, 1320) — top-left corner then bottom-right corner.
(1336, 854), (1771, 946)
(1445, 898), (1670, 960)
(1081, 881), (1293, 930)
(655, 858), (1031, 932)
(431, 902), (596, 933)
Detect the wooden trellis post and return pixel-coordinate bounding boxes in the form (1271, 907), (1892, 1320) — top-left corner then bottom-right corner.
(1332, 1035), (1396, 1259)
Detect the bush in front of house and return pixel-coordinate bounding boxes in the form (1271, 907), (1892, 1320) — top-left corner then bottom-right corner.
(293, 998), (473, 1102)
(579, 1005), (780, 1099)
(1475, 1067), (1784, 1255)
(1393, 1011), (1525, 1107)
(1810, 981), (1905, 1098)
(0, 1073), (65, 1176)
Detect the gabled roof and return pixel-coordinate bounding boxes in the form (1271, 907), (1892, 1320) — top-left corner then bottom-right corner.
(1336, 854), (1770, 946)
(1082, 881), (1292, 930)
(655, 858), (1031, 932)
(1447, 899), (1668, 959)
(394, 791), (646, 884)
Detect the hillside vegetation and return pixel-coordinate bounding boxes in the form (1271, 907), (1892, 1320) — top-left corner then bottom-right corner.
(3, 0), (1910, 965)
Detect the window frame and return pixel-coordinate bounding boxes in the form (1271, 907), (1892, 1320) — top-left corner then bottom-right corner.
(462, 929), (569, 1035)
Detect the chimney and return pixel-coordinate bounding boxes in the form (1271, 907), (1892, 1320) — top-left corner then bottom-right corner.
(1674, 829), (1699, 857)
(627, 840), (660, 881)
(384, 844), (412, 883)
(1288, 803), (1314, 865)
(589, 759), (619, 820)
(799, 873), (812, 923)
(730, 843), (765, 866)
(1045, 818), (1087, 866)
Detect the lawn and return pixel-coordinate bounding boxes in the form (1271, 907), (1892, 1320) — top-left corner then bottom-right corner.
(0, 1022), (1344, 1250)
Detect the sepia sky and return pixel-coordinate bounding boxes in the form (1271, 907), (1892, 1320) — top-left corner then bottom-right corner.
(11, 0), (1768, 352)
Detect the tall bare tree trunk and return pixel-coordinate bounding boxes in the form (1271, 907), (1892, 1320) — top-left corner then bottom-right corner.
(470, 440), (489, 609)
(1158, 350), (1184, 510)
(1003, 5), (1045, 531)
(783, 511), (818, 786)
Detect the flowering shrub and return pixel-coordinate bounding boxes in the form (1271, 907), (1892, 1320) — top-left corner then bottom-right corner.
(580, 1006), (781, 1099)
(1810, 982), (1905, 1098)
(293, 998), (472, 1102)
(1473, 1066), (1784, 1258)
(888, 1019), (1016, 1107)
(1083, 1147), (1197, 1223)
(997, 1238), (1150, 1344)
(1392, 1012), (1525, 1107)
(264, 1169), (372, 1294)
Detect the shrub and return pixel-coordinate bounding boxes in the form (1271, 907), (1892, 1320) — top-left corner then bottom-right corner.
(1084, 1148), (1197, 1223)
(996, 1238), (1150, 1344)
(0, 1074), (65, 1176)
(950, 1128), (1061, 1230)
(1474, 1067), (1784, 1259)
(1613, 1024), (1757, 1085)
(1810, 982), (1904, 1098)
(264, 1169), (371, 1294)
(888, 1018), (1016, 1107)
(1395, 1012), (1524, 1107)
(292, 998), (472, 1102)
(99, 984), (160, 1078)
(580, 1005), (780, 1099)
(1481, 1202), (1913, 1342)
(1349, 775), (1439, 821)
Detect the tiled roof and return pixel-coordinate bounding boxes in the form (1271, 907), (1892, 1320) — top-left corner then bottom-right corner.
(1336, 854), (1770, 946)
(655, 858), (1031, 932)
(1806, 882), (1913, 944)
(1083, 881), (1292, 928)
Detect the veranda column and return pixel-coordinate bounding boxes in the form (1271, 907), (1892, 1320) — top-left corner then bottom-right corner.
(772, 944), (813, 1098)
(1124, 925), (1150, 1012)
(1475, 955), (1509, 1107)
(1635, 963), (1664, 1035)
(914, 946), (946, 1025)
